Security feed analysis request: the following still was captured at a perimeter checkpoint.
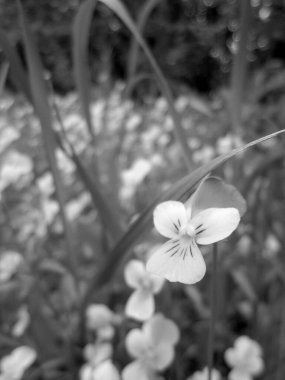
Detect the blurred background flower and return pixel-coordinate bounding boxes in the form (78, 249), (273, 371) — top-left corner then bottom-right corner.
(122, 314), (179, 380)
(124, 259), (164, 321)
(224, 336), (264, 380)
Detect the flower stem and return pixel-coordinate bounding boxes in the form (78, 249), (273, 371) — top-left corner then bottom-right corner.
(207, 243), (218, 380)
(276, 294), (285, 380)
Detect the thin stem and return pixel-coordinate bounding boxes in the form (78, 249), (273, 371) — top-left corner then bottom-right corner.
(276, 295), (285, 380)
(207, 243), (218, 380)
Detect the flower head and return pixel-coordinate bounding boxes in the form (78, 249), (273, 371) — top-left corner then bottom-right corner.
(80, 342), (120, 380)
(187, 367), (221, 380)
(0, 346), (36, 380)
(124, 260), (164, 321)
(146, 178), (242, 284)
(84, 342), (113, 367)
(224, 336), (264, 380)
(80, 361), (120, 380)
(122, 314), (179, 380)
(86, 304), (116, 340)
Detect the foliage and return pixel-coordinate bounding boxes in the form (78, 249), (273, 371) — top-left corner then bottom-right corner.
(0, 0), (285, 93)
(0, 0), (285, 380)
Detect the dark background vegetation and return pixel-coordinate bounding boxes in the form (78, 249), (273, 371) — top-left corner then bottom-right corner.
(1, 0), (285, 94)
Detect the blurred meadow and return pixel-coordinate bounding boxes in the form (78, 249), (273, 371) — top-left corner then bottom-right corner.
(0, 0), (285, 379)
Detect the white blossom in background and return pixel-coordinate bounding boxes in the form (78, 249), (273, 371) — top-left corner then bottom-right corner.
(120, 158), (152, 201)
(187, 367), (221, 380)
(192, 145), (215, 165)
(124, 260), (164, 321)
(146, 188), (240, 284)
(122, 314), (179, 380)
(0, 251), (23, 283)
(0, 150), (32, 192)
(80, 342), (120, 380)
(12, 306), (30, 337)
(0, 346), (36, 380)
(86, 304), (116, 340)
(80, 360), (120, 380)
(216, 134), (243, 155)
(225, 336), (264, 380)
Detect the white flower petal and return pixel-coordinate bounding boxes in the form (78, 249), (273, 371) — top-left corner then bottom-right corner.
(185, 176), (246, 218)
(125, 329), (148, 358)
(122, 361), (150, 380)
(126, 289), (155, 321)
(153, 201), (187, 238)
(149, 346), (175, 371)
(93, 360), (120, 380)
(86, 304), (113, 330)
(84, 342), (113, 366)
(184, 175), (210, 217)
(80, 364), (93, 380)
(144, 314), (180, 346)
(225, 336), (264, 377)
(149, 274), (165, 294)
(0, 346), (36, 380)
(124, 260), (146, 289)
(192, 208), (240, 245)
(188, 367), (221, 380)
(146, 239), (206, 285)
(247, 356), (264, 375)
(97, 326), (115, 341)
(228, 369), (252, 380)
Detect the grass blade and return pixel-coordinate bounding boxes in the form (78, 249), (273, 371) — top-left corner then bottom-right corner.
(0, 30), (32, 101)
(73, 0), (100, 174)
(53, 101), (124, 243)
(126, 0), (161, 83)
(17, 0), (77, 280)
(230, 0), (251, 131)
(0, 62), (9, 97)
(74, 0), (192, 169)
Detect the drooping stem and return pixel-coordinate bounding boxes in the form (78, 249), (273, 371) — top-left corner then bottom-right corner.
(207, 243), (218, 380)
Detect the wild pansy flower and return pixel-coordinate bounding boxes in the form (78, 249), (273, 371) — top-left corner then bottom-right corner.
(147, 178), (242, 284)
(80, 342), (120, 380)
(0, 346), (36, 380)
(124, 260), (164, 321)
(224, 336), (264, 380)
(187, 367), (221, 380)
(86, 304), (116, 340)
(122, 314), (179, 380)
